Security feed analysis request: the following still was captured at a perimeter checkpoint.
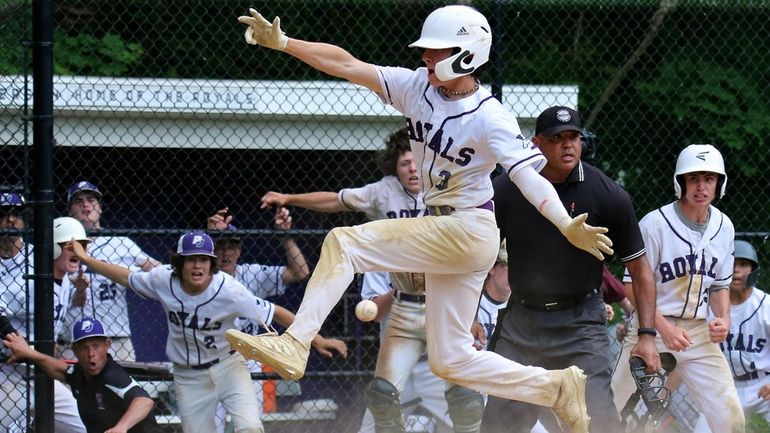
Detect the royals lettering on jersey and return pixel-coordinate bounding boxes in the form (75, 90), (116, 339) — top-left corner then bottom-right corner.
(128, 266), (273, 366)
(375, 65), (545, 208)
(658, 253), (718, 283)
(717, 288), (770, 375)
(626, 202), (734, 320)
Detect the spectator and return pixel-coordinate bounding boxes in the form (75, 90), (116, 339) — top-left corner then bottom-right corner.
(1, 194), (87, 433)
(4, 317), (162, 433)
(481, 106), (659, 433)
(66, 230), (345, 433)
(610, 144), (744, 432)
(63, 181), (161, 360)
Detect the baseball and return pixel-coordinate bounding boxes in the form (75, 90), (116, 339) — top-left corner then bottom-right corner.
(355, 299), (378, 322)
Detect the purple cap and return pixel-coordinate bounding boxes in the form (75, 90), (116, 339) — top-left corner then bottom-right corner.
(177, 231), (216, 257)
(73, 317), (108, 343)
(67, 181), (103, 203)
(0, 192), (25, 207)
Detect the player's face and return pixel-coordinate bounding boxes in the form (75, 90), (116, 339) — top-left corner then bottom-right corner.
(730, 258), (754, 291)
(486, 261), (511, 301)
(681, 172), (718, 207)
(73, 337), (110, 377)
(533, 130), (582, 182)
(396, 151), (420, 193)
(215, 245), (241, 276)
(54, 241), (86, 277)
(68, 192), (102, 229)
(181, 255), (213, 293)
(0, 207), (24, 245)
(421, 48), (456, 86)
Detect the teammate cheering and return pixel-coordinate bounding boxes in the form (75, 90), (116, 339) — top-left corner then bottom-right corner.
(228, 6), (614, 432)
(611, 144), (744, 432)
(66, 231), (345, 433)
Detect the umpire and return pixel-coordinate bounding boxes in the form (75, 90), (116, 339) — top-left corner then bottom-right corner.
(3, 317), (161, 433)
(480, 106), (659, 433)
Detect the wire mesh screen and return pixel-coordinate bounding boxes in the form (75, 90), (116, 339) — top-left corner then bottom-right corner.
(1, 0), (769, 432)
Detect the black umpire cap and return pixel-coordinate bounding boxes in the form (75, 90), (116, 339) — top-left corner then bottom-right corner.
(535, 106), (582, 137)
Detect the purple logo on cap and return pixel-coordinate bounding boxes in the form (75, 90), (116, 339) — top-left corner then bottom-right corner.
(73, 317), (108, 343)
(0, 192), (25, 207)
(177, 231), (216, 257)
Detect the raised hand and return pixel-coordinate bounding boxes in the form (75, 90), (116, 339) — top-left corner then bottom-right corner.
(237, 9), (288, 50)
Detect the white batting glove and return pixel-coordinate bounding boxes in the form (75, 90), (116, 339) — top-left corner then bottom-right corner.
(237, 8), (288, 50)
(559, 213), (614, 261)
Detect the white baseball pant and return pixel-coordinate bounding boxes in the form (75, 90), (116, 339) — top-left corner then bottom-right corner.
(612, 316), (744, 433)
(173, 353), (263, 433)
(692, 372), (770, 432)
(287, 209), (560, 405)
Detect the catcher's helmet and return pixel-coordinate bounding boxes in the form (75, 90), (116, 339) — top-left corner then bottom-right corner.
(673, 144), (726, 199)
(734, 240), (760, 288)
(53, 216), (89, 259)
(409, 5), (491, 81)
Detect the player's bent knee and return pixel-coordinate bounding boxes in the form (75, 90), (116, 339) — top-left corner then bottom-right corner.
(364, 377), (405, 433)
(445, 385), (484, 433)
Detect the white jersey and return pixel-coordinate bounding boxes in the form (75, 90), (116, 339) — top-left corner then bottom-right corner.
(340, 175), (425, 220)
(66, 236), (155, 337)
(127, 266), (275, 366)
(477, 290), (506, 351)
(719, 288), (770, 375)
(0, 244), (72, 338)
(1, 244), (33, 335)
(624, 202), (734, 319)
(375, 66), (545, 208)
(232, 263), (283, 336)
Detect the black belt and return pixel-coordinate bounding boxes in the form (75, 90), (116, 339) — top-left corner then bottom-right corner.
(427, 200), (494, 216)
(735, 371), (768, 382)
(512, 288), (600, 312)
(393, 289), (425, 304)
(190, 350), (235, 370)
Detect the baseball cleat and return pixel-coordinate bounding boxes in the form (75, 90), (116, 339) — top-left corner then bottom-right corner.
(225, 329), (309, 380)
(550, 365), (590, 433)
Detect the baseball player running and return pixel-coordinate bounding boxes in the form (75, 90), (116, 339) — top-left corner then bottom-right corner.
(611, 144), (744, 432)
(692, 239), (768, 431)
(259, 128), (484, 433)
(67, 231), (345, 433)
(227, 6), (615, 432)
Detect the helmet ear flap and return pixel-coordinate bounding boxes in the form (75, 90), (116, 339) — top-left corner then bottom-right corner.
(53, 243), (62, 260)
(674, 175), (686, 199)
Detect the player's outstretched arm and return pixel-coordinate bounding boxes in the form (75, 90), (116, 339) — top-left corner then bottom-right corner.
(3, 333), (68, 381)
(273, 207), (310, 284)
(510, 166), (614, 260)
(261, 191), (346, 213)
(68, 240), (131, 287)
(237, 9), (381, 92)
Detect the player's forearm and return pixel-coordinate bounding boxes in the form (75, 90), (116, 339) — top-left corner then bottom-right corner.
(273, 305), (296, 328)
(708, 289), (730, 321)
(510, 166), (569, 228)
(281, 238), (310, 283)
(284, 39), (380, 91)
(112, 396), (155, 431)
(26, 351), (68, 382)
(79, 255), (131, 288)
(286, 192), (346, 213)
(626, 256), (657, 329)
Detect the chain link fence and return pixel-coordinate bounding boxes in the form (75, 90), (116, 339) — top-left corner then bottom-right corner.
(1, 0), (769, 432)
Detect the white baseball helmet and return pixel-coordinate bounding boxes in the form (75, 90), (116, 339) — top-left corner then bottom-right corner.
(673, 144), (727, 199)
(409, 5), (492, 81)
(53, 216), (89, 259)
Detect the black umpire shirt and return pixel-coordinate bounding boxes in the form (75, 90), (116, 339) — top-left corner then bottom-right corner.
(493, 160), (645, 301)
(65, 355), (162, 433)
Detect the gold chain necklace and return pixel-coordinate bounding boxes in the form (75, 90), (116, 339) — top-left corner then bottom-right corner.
(440, 79), (480, 98)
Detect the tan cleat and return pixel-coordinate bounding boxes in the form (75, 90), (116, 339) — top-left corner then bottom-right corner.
(550, 365), (590, 433)
(225, 329), (310, 380)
